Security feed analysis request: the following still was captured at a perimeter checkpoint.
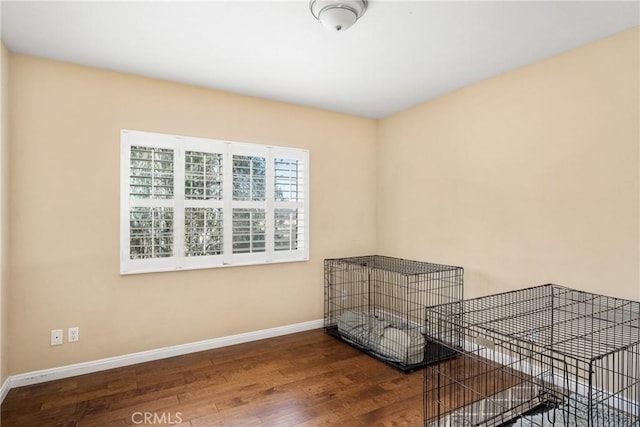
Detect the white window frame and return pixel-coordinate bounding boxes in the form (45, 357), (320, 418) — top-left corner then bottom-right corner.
(120, 129), (309, 275)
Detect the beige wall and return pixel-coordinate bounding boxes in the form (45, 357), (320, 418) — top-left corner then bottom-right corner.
(1, 42), (9, 384)
(8, 54), (377, 374)
(377, 28), (640, 300)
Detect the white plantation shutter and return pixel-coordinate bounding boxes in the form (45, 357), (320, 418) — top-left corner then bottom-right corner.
(181, 138), (226, 269)
(232, 208), (266, 254)
(274, 208), (299, 251)
(129, 207), (174, 259)
(272, 149), (307, 261)
(121, 130), (309, 274)
(129, 146), (174, 200)
(121, 133), (177, 273)
(232, 155), (266, 202)
(183, 151), (224, 257)
(184, 151), (223, 201)
(184, 208), (223, 256)
(128, 145), (175, 259)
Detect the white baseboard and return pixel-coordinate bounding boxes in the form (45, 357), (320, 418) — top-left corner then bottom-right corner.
(5, 319), (323, 395)
(0, 376), (10, 402)
(459, 338), (636, 415)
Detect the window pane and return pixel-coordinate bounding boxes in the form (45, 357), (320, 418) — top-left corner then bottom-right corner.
(130, 146), (174, 199)
(122, 130), (309, 274)
(274, 208), (299, 251)
(232, 208), (266, 253)
(185, 208), (223, 256)
(233, 155), (265, 201)
(129, 207), (174, 259)
(185, 151), (223, 200)
(274, 158), (300, 202)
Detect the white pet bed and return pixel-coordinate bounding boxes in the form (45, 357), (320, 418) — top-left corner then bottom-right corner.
(337, 310), (425, 365)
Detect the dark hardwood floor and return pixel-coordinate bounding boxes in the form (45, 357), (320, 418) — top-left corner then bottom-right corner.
(2, 329), (429, 426)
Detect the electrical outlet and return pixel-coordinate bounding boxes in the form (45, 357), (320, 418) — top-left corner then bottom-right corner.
(51, 329), (63, 346)
(68, 327), (79, 343)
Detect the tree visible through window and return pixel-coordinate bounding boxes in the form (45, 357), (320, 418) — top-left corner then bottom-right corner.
(120, 130), (309, 274)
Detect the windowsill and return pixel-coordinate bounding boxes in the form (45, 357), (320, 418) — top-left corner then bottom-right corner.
(120, 256), (310, 275)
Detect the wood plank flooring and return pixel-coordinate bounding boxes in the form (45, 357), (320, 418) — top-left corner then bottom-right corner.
(2, 329), (429, 427)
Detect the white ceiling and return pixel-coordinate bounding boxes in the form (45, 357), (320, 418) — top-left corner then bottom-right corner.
(1, 1), (638, 119)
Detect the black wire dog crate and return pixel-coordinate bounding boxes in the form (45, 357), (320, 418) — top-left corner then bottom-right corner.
(424, 284), (640, 427)
(324, 255), (464, 372)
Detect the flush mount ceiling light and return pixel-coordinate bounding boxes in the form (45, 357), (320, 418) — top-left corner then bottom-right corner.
(310, 0), (368, 32)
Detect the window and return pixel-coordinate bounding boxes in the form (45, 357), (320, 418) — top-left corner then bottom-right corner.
(121, 130), (309, 274)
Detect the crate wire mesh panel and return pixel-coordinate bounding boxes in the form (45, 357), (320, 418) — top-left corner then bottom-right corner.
(324, 255), (464, 372)
(424, 284), (640, 427)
